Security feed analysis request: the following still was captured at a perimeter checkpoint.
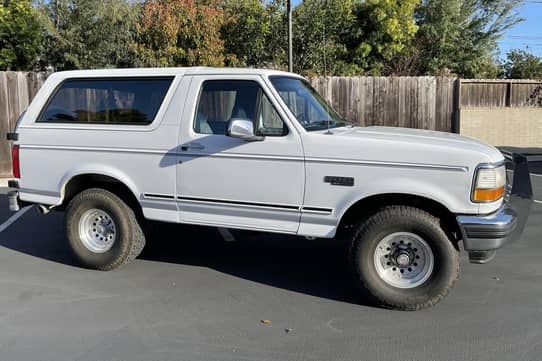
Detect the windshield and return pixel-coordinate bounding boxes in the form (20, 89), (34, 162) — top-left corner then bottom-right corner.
(270, 76), (349, 131)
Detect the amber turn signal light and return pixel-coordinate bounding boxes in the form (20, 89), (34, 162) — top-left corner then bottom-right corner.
(473, 186), (505, 202)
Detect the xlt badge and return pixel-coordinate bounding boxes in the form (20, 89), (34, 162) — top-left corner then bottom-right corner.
(324, 176), (354, 187)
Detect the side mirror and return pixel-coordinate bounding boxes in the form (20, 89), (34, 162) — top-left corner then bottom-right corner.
(226, 118), (265, 142)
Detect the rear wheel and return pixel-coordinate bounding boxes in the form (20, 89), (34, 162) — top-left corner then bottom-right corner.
(350, 206), (459, 310)
(65, 188), (145, 270)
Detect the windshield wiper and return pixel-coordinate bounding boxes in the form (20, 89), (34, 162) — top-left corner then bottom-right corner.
(304, 119), (350, 130)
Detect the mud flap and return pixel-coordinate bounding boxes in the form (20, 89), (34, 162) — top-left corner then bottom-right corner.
(499, 147), (534, 243)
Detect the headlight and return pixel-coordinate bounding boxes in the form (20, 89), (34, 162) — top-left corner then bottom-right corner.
(472, 164), (506, 202)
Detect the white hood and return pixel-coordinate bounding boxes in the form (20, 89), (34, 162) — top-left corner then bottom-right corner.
(303, 126), (504, 169)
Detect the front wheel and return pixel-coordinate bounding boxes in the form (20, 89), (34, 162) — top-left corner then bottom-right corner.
(350, 206), (459, 310)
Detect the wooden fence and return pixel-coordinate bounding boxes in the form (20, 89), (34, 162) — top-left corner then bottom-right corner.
(0, 72), (49, 178)
(460, 79), (542, 108)
(0, 72), (541, 177)
(458, 79), (542, 147)
(309, 76), (458, 132)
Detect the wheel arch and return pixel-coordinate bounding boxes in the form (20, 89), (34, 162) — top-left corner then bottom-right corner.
(337, 193), (462, 249)
(58, 173), (142, 218)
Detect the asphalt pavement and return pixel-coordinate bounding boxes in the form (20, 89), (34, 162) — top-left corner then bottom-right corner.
(0, 176), (541, 361)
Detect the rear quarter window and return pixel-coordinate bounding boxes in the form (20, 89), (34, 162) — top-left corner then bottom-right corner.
(37, 77), (173, 125)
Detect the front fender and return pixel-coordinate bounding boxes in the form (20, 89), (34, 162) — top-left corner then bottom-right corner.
(335, 176), (472, 223)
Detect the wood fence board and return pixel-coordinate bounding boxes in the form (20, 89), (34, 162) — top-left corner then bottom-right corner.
(0, 73), (10, 177)
(359, 77), (373, 126)
(6, 72), (20, 131)
(510, 83), (542, 107)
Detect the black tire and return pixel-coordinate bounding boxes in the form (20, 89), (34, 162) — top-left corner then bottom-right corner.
(350, 206), (459, 311)
(65, 188), (146, 271)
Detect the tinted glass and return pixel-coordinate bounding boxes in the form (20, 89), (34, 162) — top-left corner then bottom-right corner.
(194, 80), (287, 136)
(255, 91), (286, 136)
(38, 78), (173, 125)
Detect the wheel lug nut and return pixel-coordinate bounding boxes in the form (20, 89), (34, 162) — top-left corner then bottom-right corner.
(408, 267), (412, 272)
(386, 262), (391, 266)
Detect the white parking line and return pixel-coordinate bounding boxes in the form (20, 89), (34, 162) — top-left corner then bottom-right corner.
(534, 200), (542, 205)
(0, 206), (33, 233)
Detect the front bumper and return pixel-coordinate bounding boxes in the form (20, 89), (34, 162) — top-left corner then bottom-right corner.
(457, 151), (533, 264)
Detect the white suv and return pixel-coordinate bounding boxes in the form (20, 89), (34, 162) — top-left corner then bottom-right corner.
(6, 68), (532, 310)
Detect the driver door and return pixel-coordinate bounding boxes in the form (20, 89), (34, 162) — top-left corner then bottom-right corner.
(176, 75), (305, 233)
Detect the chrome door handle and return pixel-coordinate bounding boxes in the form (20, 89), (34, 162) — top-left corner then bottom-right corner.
(181, 142), (205, 151)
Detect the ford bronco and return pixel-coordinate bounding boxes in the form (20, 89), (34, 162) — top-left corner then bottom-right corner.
(6, 68), (532, 310)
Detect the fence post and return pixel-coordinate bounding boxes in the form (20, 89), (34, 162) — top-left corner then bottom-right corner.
(505, 81), (512, 107)
(452, 78), (461, 134)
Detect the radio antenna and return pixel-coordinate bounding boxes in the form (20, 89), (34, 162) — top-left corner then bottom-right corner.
(323, 0), (332, 134)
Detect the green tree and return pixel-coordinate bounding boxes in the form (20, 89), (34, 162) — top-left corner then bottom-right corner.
(134, 0), (226, 67)
(348, 0), (420, 75)
(502, 49), (542, 79)
(264, 0), (288, 69)
(221, 0), (269, 67)
(0, 0), (43, 70)
(415, 0), (522, 78)
(293, 0), (355, 75)
(39, 0), (138, 70)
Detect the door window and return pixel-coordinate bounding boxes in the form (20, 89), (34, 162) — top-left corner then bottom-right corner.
(194, 80), (288, 136)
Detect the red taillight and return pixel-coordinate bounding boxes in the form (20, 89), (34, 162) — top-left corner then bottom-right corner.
(12, 144), (20, 179)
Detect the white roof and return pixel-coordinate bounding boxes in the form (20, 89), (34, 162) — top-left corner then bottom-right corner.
(51, 67), (304, 79)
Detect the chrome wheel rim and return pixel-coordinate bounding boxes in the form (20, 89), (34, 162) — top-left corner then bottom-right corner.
(78, 209), (116, 253)
(373, 232), (434, 289)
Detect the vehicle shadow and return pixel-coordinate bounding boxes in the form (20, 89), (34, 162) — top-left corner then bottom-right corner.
(0, 197), (377, 308)
(140, 223), (379, 308)
(0, 206), (81, 267)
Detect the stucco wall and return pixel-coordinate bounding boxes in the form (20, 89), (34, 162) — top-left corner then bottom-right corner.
(460, 108), (542, 147)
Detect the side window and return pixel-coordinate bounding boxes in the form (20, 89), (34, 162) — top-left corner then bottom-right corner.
(194, 80), (287, 136)
(255, 90), (288, 136)
(37, 77), (173, 125)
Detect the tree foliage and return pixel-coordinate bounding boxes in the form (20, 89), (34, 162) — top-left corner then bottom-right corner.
(221, 0), (269, 67)
(265, 0), (288, 68)
(348, 0), (419, 75)
(415, 0), (522, 78)
(502, 49), (542, 79)
(0, 0), (530, 78)
(133, 0), (226, 67)
(0, 0), (43, 70)
(38, 0), (137, 70)
(292, 0), (354, 75)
